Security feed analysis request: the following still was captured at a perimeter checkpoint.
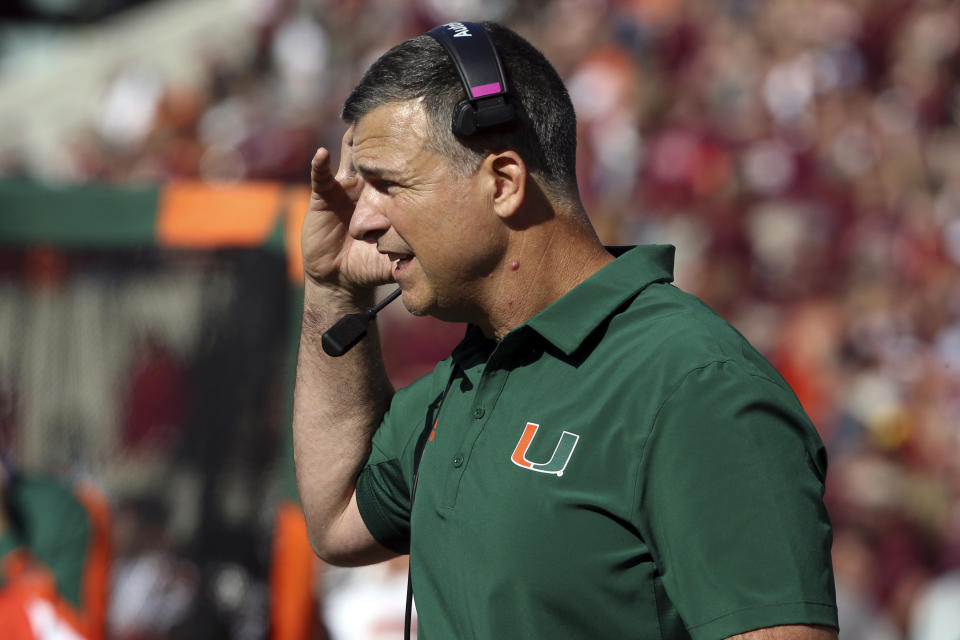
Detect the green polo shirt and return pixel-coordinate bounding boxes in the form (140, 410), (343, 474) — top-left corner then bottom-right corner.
(356, 245), (837, 640)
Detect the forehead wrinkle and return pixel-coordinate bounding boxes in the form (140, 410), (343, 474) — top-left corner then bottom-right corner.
(352, 129), (420, 180)
(352, 160), (405, 180)
(352, 101), (459, 187)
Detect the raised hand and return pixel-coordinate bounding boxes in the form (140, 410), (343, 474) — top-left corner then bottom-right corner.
(301, 125), (393, 292)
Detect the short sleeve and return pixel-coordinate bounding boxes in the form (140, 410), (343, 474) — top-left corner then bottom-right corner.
(355, 368), (449, 555)
(637, 360), (838, 640)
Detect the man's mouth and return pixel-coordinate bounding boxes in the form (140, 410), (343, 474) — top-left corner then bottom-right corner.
(384, 251), (414, 275)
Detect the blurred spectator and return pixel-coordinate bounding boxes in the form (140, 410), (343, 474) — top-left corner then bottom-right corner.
(0, 461), (110, 640)
(108, 495), (198, 640)
(910, 570), (960, 640)
(322, 557), (415, 640)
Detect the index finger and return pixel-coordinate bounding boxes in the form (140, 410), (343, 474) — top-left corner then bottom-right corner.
(310, 126), (358, 205)
(310, 146), (335, 195)
(334, 124), (357, 183)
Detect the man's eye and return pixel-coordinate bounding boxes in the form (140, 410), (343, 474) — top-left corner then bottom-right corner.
(372, 179), (399, 194)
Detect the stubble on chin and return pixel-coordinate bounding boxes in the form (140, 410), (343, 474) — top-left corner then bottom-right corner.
(398, 291), (429, 317)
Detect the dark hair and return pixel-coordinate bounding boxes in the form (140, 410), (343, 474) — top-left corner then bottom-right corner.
(342, 22), (579, 202)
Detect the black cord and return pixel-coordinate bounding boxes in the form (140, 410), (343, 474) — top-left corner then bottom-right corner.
(404, 370), (458, 640)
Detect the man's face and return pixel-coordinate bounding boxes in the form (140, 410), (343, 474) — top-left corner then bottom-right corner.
(349, 100), (508, 321)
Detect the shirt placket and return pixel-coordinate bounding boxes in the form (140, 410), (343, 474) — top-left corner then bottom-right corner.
(440, 334), (525, 509)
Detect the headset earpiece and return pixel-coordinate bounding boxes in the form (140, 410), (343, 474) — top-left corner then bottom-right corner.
(427, 21), (517, 137)
(450, 95), (514, 137)
(451, 99), (478, 136)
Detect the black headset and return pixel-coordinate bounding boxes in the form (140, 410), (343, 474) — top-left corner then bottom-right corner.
(426, 21), (517, 137)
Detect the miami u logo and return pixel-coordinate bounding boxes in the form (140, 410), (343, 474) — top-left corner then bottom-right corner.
(510, 422), (580, 477)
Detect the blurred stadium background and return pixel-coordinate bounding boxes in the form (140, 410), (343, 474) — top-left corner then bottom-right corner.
(1, 0), (959, 638)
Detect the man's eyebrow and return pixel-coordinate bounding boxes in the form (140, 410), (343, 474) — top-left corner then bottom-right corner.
(353, 162), (404, 180)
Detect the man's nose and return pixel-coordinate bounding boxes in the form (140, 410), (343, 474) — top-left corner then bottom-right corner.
(349, 188), (391, 243)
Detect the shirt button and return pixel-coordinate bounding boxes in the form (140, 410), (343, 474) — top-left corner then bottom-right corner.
(473, 407), (485, 419)
(452, 455), (464, 467)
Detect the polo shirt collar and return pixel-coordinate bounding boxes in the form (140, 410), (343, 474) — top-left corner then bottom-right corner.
(522, 244), (675, 356)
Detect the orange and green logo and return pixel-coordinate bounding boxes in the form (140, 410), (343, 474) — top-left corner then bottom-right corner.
(510, 422), (580, 477)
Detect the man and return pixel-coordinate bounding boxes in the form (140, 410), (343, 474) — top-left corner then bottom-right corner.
(293, 21), (838, 640)
(0, 462), (110, 640)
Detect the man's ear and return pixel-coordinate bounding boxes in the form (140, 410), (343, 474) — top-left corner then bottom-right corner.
(483, 150), (526, 220)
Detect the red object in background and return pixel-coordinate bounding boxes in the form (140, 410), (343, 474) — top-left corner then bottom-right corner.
(122, 338), (186, 450)
(768, 300), (842, 436)
(380, 316), (466, 390)
(23, 248), (69, 291)
(0, 552), (90, 640)
(773, 348), (826, 434)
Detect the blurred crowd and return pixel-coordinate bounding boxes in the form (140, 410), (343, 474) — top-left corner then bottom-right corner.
(3, 0), (960, 638)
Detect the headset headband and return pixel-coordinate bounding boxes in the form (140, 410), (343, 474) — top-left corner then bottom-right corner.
(426, 21), (516, 137)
